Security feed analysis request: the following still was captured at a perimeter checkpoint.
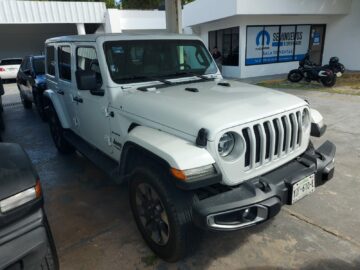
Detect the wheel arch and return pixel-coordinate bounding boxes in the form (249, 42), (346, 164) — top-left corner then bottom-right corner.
(43, 89), (71, 129)
(119, 126), (215, 179)
(119, 141), (171, 179)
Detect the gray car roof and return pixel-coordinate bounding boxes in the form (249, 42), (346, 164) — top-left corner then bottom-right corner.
(46, 33), (201, 44)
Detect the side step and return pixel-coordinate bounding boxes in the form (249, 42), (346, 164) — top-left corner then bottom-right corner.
(63, 131), (121, 183)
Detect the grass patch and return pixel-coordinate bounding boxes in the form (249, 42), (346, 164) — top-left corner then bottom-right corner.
(257, 72), (360, 96)
(141, 254), (158, 267)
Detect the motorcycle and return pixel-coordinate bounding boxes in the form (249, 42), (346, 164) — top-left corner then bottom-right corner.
(288, 53), (337, 87)
(323, 56), (345, 76)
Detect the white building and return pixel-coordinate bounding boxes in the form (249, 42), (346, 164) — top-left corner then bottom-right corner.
(1, 0), (359, 79)
(0, 0), (165, 60)
(183, 0), (360, 78)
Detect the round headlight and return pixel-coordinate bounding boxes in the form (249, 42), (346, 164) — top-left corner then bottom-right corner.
(218, 133), (235, 157)
(302, 109), (310, 129)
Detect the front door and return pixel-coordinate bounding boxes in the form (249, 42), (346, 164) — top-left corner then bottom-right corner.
(74, 45), (112, 156)
(309, 25), (326, 66)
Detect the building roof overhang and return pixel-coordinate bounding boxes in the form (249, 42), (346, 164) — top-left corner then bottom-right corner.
(183, 0), (352, 27)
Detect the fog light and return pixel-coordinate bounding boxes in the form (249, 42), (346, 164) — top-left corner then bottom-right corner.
(207, 205), (268, 230)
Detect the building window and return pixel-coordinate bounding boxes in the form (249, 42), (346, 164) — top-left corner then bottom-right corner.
(209, 27), (239, 66)
(58, 46), (72, 81)
(46, 45), (55, 76)
(246, 25), (311, 65)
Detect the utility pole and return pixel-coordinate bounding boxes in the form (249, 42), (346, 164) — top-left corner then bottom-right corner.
(165, 0), (182, 34)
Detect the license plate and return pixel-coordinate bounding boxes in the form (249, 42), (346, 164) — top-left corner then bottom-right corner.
(291, 174), (315, 204)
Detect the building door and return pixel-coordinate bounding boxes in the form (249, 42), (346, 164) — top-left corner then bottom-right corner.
(309, 25), (326, 65)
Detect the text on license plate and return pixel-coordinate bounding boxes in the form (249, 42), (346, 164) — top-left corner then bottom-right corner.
(291, 174), (315, 204)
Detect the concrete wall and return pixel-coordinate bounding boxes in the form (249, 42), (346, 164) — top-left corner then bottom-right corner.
(323, 0), (360, 71)
(0, 24), (77, 60)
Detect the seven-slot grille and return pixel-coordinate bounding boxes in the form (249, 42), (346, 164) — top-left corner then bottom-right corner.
(242, 111), (303, 169)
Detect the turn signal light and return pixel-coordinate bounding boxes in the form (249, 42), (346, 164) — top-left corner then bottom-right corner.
(170, 165), (216, 182)
(170, 168), (187, 181)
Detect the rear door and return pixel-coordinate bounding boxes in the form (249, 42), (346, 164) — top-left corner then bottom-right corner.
(57, 44), (79, 134)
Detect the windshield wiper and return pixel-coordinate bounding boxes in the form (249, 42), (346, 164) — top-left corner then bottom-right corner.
(119, 75), (173, 85)
(170, 71), (214, 81)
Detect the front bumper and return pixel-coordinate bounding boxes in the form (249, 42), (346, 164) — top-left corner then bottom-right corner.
(193, 140), (336, 231)
(0, 209), (58, 270)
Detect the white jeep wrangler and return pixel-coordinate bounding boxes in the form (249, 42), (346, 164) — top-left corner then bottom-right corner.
(44, 34), (336, 262)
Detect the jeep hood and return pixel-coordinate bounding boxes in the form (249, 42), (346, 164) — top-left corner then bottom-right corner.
(116, 80), (307, 141)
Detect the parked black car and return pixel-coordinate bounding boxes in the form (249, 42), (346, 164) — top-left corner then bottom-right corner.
(0, 80), (4, 140)
(0, 143), (59, 269)
(17, 56), (47, 120)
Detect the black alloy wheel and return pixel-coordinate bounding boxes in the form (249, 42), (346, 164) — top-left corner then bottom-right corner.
(135, 183), (170, 246)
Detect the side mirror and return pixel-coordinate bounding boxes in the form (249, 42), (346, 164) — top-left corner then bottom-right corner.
(75, 70), (98, 91)
(23, 69), (31, 76)
(75, 70), (105, 96)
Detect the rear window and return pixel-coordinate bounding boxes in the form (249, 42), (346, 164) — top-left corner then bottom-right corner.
(0, 59), (22, 65)
(33, 57), (45, 75)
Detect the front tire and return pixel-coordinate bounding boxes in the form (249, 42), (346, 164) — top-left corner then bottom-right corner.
(48, 104), (75, 154)
(19, 88), (32, 109)
(0, 113), (4, 131)
(33, 89), (47, 121)
(288, 69), (303, 83)
(321, 75), (336, 87)
(129, 167), (194, 262)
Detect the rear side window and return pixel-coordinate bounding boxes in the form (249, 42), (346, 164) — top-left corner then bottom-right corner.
(58, 46), (72, 81)
(46, 46), (56, 76)
(0, 59), (22, 65)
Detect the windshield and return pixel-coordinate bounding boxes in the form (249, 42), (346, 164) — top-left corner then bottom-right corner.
(0, 59), (22, 65)
(104, 39), (218, 84)
(33, 57), (45, 75)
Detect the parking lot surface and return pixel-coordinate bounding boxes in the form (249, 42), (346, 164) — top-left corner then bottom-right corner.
(1, 83), (360, 269)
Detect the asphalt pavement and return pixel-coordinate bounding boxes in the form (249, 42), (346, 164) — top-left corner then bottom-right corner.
(1, 82), (359, 270)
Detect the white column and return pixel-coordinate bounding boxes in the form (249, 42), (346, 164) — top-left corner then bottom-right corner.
(165, 0), (182, 34)
(76, 23), (86, 35)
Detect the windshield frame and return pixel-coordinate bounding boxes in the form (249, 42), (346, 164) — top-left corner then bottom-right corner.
(103, 39), (218, 85)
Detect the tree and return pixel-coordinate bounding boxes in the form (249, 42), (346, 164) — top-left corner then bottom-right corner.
(121, 0), (194, 10)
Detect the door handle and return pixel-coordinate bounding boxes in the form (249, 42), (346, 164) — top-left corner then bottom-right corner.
(56, 89), (64, 95)
(73, 96), (83, 103)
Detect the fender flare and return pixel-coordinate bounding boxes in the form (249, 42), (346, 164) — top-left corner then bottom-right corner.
(120, 126), (215, 175)
(43, 89), (71, 129)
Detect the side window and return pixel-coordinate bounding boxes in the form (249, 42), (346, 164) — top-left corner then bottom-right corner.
(58, 46), (72, 81)
(77, 47), (102, 86)
(46, 46), (55, 76)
